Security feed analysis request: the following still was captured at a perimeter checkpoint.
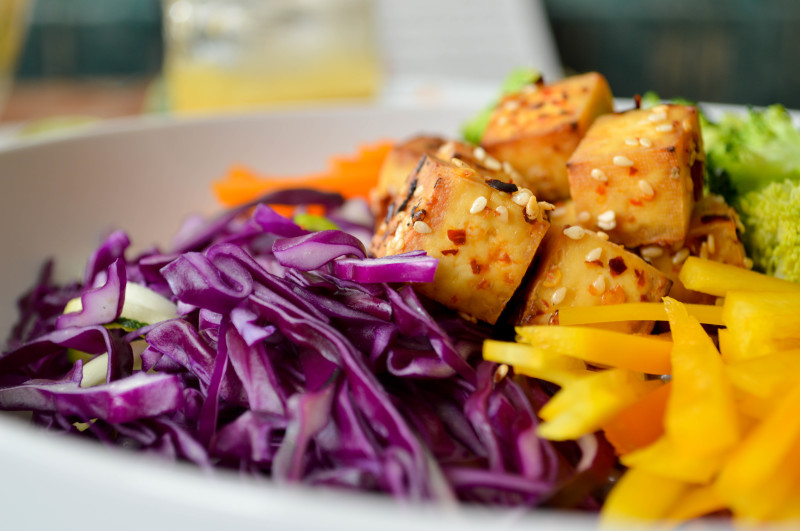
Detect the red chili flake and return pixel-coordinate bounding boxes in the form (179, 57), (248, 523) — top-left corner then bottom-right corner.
(629, 167), (638, 176)
(477, 278), (489, 289)
(634, 268), (646, 287)
(470, 259), (482, 274)
(596, 184), (607, 196)
(441, 249), (459, 256)
(601, 285), (627, 305)
(629, 198), (643, 206)
(447, 229), (467, 245)
(609, 256), (627, 276)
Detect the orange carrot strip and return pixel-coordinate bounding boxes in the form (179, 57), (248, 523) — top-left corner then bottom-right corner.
(602, 381), (671, 456)
(212, 140), (394, 207)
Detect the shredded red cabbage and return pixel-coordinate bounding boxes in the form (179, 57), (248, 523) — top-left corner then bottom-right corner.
(0, 192), (611, 508)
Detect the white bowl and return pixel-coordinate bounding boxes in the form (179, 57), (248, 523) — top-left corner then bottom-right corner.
(0, 107), (597, 531)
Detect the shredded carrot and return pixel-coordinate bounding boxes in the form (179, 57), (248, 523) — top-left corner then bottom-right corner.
(602, 381), (671, 456)
(212, 140), (394, 207)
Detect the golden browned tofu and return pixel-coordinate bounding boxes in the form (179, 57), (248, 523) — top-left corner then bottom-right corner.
(371, 154), (550, 324)
(647, 194), (748, 304)
(566, 104), (704, 248)
(369, 137), (517, 223)
(514, 228), (672, 334)
(547, 198), (578, 232)
(481, 72), (614, 202)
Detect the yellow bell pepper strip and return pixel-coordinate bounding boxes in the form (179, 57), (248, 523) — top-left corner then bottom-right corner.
(515, 325), (673, 375)
(725, 352), (800, 400)
(621, 435), (727, 484)
(663, 297), (739, 458)
(537, 368), (662, 441)
(557, 302), (724, 327)
(721, 291), (800, 362)
(482, 339), (589, 387)
(678, 256), (800, 297)
(600, 467), (690, 525)
(662, 483), (727, 523)
(602, 381), (671, 456)
(714, 383), (800, 523)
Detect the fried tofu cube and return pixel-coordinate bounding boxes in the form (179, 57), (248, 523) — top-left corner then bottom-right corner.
(514, 228), (672, 334)
(371, 154), (549, 324)
(647, 194), (748, 304)
(370, 137), (516, 223)
(481, 72), (614, 202)
(566, 104), (704, 248)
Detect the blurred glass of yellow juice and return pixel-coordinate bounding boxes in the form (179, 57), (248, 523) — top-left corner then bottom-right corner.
(162, 0), (381, 112)
(0, 0), (31, 112)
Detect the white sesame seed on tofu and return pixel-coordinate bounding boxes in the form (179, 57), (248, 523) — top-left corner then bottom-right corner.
(413, 220), (433, 234)
(495, 205), (509, 223)
(640, 245), (664, 258)
(551, 287), (567, 305)
(613, 155), (634, 167)
(563, 225), (586, 240)
(512, 188), (532, 206)
(597, 210), (616, 223)
(672, 247), (690, 265)
(707, 234), (716, 254)
(577, 210), (592, 223)
(450, 157), (468, 168)
(638, 179), (655, 198)
(525, 196), (540, 219)
(592, 275), (606, 293)
(625, 137), (639, 146)
(655, 123), (674, 133)
(596, 231), (610, 241)
(493, 363), (510, 383)
(473, 146), (487, 162)
(585, 247), (603, 262)
(639, 137), (653, 148)
(483, 156), (502, 171)
(470, 196), (488, 214)
(649, 111), (667, 122)
(670, 167), (681, 180)
(590, 168), (608, 182)
(538, 201), (556, 212)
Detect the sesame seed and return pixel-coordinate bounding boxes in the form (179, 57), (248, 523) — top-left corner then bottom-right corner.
(451, 157), (468, 168)
(413, 220), (432, 234)
(649, 111), (667, 122)
(538, 201), (556, 212)
(551, 287), (567, 305)
(639, 137), (653, 148)
(585, 247), (603, 262)
(699, 241), (709, 260)
(497, 115), (509, 126)
(707, 234), (716, 254)
(512, 188), (532, 206)
(656, 123), (674, 133)
(437, 141), (456, 160)
(577, 210), (592, 223)
(483, 156), (502, 171)
(641, 245), (664, 258)
(597, 210), (616, 223)
(744, 257), (754, 269)
(597, 219), (616, 231)
(652, 104), (669, 113)
(522, 84), (539, 95)
(672, 247), (690, 265)
(592, 275), (606, 293)
(493, 363), (510, 383)
(551, 205), (567, 218)
(638, 179), (655, 198)
(504, 99), (521, 112)
(563, 225), (586, 240)
(613, 155), (634, 167)
(473, 146), (487, 161)
(625, 137), (639, 146)
(596, 231), (610, 241)
(670, 167), (681, 180)
(590, 168), (608, 182)
(470, 196), (488, 214)
(526, 196), (540, 219)
(502, 161), (514, 175)
(682, 118), (692, 131)
(495, 205), (509, 223)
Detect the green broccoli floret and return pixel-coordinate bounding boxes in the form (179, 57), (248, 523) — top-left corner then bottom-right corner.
(703, 104), (800, 282)
(736, 180), (800, 282)
(705, 105), (800, 199)
(461, 66), (541, 145)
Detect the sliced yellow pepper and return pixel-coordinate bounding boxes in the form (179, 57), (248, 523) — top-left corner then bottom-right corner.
(678, 256), (800, 297)
(600, 467), (689, 525)
(725, 352), (800, 400)
(721, 291), (800, 362)
(557, 302), (724, 327)
(663, 298), (739, 458)
(621, 435), (726, 484)
(537, 368), (662, 441)
(482, 339), (588, 387)
(714, 383), (800, 523)
(515, 325), (672, 375)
